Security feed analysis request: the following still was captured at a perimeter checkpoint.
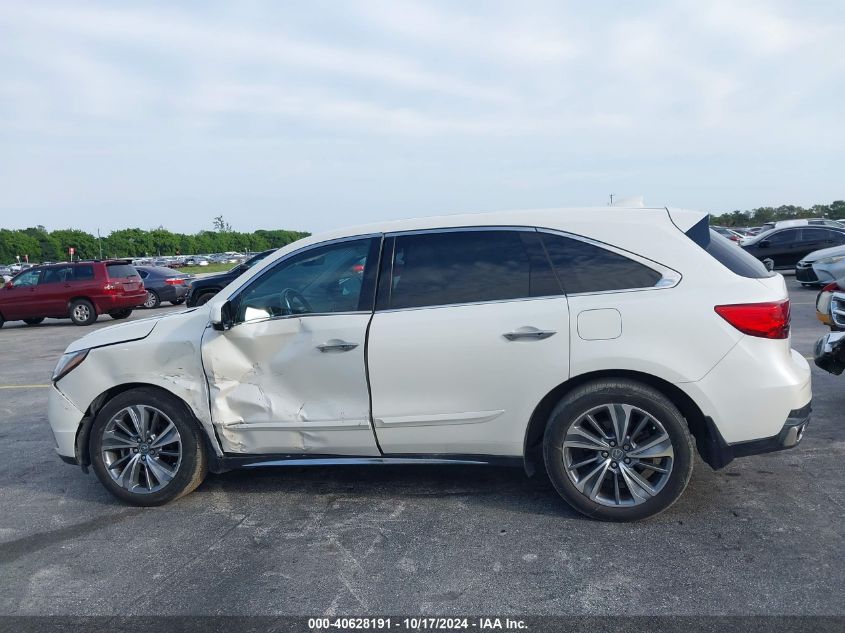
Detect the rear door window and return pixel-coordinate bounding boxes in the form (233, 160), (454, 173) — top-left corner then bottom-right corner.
(41, 266), (74, 284)
(539, 233), (662, 293)
(106, 264), (138, 279)
(382, 230), (543, 310)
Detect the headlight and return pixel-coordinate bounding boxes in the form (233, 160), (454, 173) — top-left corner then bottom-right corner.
(52, 349), (89, 383)
(817, 255), (845, 265)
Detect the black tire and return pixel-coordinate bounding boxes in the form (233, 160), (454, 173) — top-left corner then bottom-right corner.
(143, 290), (161, 309)
(195, 291), (216, 306)
(0, 313), (5, 328)
(69, 299), (97, 326)
(171, 298), (185, 305)
(89, 387), (207, 507)
(23, 317), (45, 325)
(109, 309), (132, 320)
(543, 379), (694, 522)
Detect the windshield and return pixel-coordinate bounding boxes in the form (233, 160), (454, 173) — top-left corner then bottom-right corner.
(228, 250), (273, 274)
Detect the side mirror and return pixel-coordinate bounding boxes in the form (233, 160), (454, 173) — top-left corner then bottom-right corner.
(758, 240), (770, 248)
(4, 281), (13, 289)
(210, 300), (236, 331)
(763, 258), (775, 272)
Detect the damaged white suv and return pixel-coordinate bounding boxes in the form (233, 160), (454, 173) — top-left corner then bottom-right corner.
(48, 207), (812, 521)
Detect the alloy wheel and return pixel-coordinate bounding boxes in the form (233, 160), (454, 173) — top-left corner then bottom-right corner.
(143, 292), (157, 308)
(72, 303), (90, 322)
(100, 405), (182, 494)
(562, 403), (674, 507)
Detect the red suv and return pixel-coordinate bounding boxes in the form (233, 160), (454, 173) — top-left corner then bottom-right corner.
(0, 260), (146, 328)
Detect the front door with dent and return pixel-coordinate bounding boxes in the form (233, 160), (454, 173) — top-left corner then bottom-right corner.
(201, 236), (382, 456)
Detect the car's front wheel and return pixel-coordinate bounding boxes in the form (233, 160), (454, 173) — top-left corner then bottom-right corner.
(23, 317), (45, 325)
(89, 388), (207, 506)
(543, 379), (694, 522)
(109, 309), (132, 320)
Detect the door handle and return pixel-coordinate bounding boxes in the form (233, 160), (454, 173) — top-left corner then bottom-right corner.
(503, 328), (556, 341)
(316, 340), (359, 353)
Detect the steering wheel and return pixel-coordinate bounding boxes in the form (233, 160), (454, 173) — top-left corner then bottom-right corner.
(281, 288), (313, 315)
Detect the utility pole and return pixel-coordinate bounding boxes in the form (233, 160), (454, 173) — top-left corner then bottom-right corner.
(97, 228), (103, 259)
(609, 194), (614, 205)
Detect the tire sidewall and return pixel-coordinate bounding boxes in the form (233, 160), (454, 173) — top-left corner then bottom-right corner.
(543, 383), (693, 522)
(69, 299), (96, 326)
(89, 388), (205, 506)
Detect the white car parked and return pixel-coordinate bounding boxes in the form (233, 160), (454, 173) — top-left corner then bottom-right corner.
(48, 207), (811, 521)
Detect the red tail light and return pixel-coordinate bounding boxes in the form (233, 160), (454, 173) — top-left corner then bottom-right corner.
(714, 300), (790, 339)
(102, 283), (119, 294)
(822, 282), (842, 292)
(164, 278), (184, 285)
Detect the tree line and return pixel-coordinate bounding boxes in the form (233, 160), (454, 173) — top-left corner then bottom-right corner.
(710, 200), (845, 227)
(0, 225), (310, 264)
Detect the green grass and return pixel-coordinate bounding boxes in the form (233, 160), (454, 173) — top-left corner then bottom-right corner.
(179, 263), (232, 275)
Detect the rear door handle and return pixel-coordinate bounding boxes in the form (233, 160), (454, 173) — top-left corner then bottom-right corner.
(317, 340), (359, 353)
(503, 328), (556, 341)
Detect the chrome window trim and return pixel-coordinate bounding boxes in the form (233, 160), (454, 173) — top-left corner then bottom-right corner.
(374, 225), (680, 313)
(536, 227), (681, 295)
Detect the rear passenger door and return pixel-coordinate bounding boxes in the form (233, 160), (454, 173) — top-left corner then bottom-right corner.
(38, 265), (75, 315)
(367, 228), (570, 457)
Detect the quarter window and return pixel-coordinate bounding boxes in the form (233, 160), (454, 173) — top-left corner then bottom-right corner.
(73, 265), (95, 280)
(235, 238), (377, 322)
(539, 233), (662, 294)
(383, 230), (552, 310)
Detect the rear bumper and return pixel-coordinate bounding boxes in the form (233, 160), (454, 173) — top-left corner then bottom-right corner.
(697, 404), (811, 469)
(97, 293), (147, 311)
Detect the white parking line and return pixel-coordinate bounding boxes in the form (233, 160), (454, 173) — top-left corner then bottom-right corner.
(0, 384), (50, 390)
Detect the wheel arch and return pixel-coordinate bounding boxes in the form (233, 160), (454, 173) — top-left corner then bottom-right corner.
(74, 382), (221, 472)
(523, 369), (711, 477)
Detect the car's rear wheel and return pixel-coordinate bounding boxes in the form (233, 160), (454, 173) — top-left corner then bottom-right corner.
(89, 388), (207, 506)
(0, 313), (5, 328)
(543, 379), (694, 522)
(143, 290), (161, 309)
(69, 299), (97, 326)
(171, 298), (185, 305)
(195, 291), (216, 306)
(109, 309), (132, 320)
(23, 317), (45, 325)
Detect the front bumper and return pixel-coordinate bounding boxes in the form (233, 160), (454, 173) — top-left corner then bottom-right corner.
(795, 264), (819, 283)
(699, 403), (812, 469)
(47, 384), (86, 460)
(814, 331), (845, 375)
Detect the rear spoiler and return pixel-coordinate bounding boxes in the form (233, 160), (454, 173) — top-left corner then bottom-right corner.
(665, 207), (709, 233)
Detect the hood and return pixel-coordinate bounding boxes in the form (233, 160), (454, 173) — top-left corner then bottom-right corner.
(800, 244), (845, 264)
(64, 309), (199, 353)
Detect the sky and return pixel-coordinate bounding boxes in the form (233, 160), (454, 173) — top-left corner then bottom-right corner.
(0, 0), (843, 235)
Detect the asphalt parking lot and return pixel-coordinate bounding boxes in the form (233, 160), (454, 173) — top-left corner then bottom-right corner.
(0, 278), (842, 617)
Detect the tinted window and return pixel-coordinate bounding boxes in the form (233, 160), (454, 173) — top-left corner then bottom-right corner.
(41, 266), (74, 284)
(385, 230), (541, 310)
(765, 229), (798, 245)
(540, 233), (661, 293)
(106, 264), (137, 279)
(686, 220), (773, 279)
(236, 238), (375, 321)
(137, 270), (149, 279)
(73, 265), (95, 281)
(799, 228), (829, 243)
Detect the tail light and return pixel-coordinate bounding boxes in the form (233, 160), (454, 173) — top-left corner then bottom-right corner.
(822, 282), (843, 292)
(714, 299), (790, 339)
(102, 282), (119, 294)
(165, 278), (185, 285)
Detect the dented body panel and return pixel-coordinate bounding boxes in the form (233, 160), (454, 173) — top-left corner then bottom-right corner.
(201, 313), (379, 455)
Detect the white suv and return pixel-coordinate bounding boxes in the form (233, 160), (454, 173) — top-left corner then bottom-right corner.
(47, 207), (811, 521)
